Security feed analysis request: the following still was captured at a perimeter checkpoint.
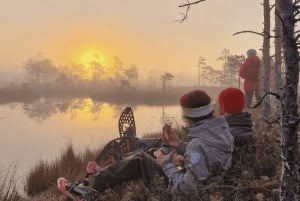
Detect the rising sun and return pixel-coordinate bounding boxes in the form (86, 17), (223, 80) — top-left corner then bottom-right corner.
(79, 49), (107, 70)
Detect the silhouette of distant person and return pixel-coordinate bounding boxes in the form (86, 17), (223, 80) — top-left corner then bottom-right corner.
(239, 49), (262, 108)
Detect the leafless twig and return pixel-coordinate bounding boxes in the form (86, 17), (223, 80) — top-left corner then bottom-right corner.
(176, 0), (205, 23)
(232, 30), (279, 39)
(233, 30), (265, 37)
(178, 0), (205, 8)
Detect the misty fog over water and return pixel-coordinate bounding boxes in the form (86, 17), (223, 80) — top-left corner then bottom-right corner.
(0, 55), (225, 190)
(0, 55), (224, 106)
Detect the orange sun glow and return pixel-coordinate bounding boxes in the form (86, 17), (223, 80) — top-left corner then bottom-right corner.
(79, 50), (107, 70)
(76, 49), (115, 79)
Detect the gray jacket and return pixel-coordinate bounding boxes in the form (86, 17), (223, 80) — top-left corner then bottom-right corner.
(161, 116), (234, 192)
(225, 112), (255, 145)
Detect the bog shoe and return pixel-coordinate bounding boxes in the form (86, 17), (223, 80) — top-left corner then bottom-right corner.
(57, 177), (99, 201)
(67, 183), (99, 201)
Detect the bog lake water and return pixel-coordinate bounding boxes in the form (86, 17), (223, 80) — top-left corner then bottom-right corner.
(0, 98), (182, 189)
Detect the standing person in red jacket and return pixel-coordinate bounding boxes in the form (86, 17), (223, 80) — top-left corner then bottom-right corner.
(239, 49), (262, 108)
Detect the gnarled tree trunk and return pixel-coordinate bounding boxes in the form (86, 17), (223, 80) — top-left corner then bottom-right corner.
(278, 0), (299, 200)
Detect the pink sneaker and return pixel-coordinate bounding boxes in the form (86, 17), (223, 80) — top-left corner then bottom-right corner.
(86, 161), (100, 175)
(57, 177), (83, 201)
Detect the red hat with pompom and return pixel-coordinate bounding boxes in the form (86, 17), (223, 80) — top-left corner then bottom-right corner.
(218, 87), (245, 114)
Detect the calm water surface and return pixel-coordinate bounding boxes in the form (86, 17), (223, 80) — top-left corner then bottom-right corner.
(0, 99), (182, 187)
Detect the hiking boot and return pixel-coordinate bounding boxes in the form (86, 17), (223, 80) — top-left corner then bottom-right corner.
(57, 177), (99, 201)
(67, 183), (99, 201)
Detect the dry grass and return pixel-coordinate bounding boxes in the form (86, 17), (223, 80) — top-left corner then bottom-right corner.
(24, 144), (98, 198)
(0, 164), (25, 201)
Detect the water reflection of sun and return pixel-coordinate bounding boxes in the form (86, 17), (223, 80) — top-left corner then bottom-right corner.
(74, 99), (115, 121)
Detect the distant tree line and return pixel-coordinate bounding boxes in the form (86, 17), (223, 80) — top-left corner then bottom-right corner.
(23, 55), (139, 90)
(197, 49), (245, 88)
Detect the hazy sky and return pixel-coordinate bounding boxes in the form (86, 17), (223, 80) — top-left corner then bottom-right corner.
(0, 0), (263, 84)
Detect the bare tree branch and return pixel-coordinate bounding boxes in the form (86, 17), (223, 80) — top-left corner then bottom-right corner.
(270, 4), (276, 11)
(233, 30), (279, 38)
(232, 30), (265, 37)
(175, 8), (190, 23)
(178, 0), (205, 7)
(176, 0), (205, 23)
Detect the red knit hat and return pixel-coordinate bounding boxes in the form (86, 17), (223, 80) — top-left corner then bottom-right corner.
(218, 87), (245, 114)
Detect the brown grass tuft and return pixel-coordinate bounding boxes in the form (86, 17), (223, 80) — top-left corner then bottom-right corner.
(24, 144), (98, 197)
(0, 164), (25, 201)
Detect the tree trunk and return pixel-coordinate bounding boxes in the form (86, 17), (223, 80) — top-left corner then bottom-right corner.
(275, 0), (283, 120)
(278, 0), (299, 200)
(262, 0), (271, 119)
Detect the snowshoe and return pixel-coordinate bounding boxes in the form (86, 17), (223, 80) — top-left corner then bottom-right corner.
(118, 106), (136, 138)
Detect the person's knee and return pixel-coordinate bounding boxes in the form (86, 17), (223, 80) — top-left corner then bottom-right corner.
(124, 149), (149, 162)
